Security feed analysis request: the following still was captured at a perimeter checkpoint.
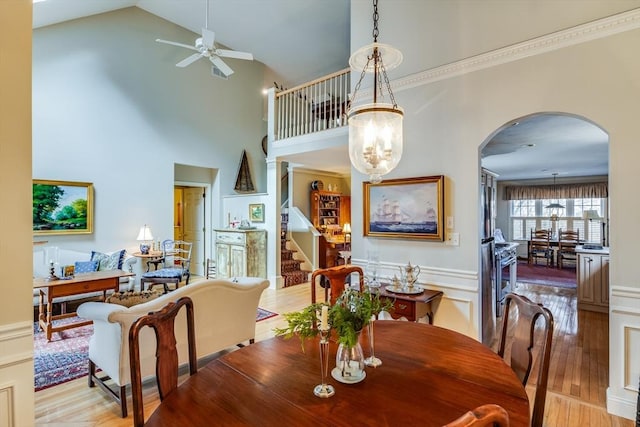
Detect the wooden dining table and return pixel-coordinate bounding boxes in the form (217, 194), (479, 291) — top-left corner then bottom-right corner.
(145, 321), (530, 426)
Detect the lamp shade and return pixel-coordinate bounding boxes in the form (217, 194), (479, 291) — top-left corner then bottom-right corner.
(348, 103), (403, 183)
(136, 225), (153, 241)
(342, 223), (351, 234)
(583, 210), (601, 220)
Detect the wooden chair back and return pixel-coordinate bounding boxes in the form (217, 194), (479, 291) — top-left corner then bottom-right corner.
(498, 293), (554, 427)
(443, 403), (510, 427)
(529, 229), (552, 266)
(129, 296), (197, 427)
(557, 229), (579, 269)
(205, 258), (216, 279)
(311, 265), (364, 305)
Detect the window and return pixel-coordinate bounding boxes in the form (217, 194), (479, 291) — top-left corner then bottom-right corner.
(510, 198), (606, 243)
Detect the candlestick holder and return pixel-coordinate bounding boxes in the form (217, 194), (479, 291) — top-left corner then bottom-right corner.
(46, 261), (59, 281)
(313, 328), (335, 398)
(365, 280), (382, 367)
(364, 318), (382, 367)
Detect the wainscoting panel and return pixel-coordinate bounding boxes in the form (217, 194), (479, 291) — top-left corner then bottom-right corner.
(0, 384), (14, 427)
(434, 295), (475, 337)
(0, 321), (34, 427)
(608, 285), (640, 420)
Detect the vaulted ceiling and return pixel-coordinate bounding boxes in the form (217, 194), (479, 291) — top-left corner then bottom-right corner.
(33, 1), (612, 181)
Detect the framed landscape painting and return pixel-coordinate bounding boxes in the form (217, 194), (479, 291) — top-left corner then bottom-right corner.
(249, 203), (265, 223)
(33, 180), (94, 235)
(363, 175), (444, 241)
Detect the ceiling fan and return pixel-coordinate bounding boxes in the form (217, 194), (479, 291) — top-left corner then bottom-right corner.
(155, 1), (253, 78)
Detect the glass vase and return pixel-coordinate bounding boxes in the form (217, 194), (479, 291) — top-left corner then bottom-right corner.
(332, 331), (366, 383)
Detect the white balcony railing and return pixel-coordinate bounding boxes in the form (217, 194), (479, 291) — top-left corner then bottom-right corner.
(274, 68), (350, 141)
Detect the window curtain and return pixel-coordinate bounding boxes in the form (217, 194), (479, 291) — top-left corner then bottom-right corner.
(504, 182), (608, 200)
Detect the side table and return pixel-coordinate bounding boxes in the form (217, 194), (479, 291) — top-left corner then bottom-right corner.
(132, 251), (164, 272)
(377, 285), (443, 323)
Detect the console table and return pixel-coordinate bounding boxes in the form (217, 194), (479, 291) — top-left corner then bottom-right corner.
(33, 270), (134, 341)
(377, 285), (443, 323)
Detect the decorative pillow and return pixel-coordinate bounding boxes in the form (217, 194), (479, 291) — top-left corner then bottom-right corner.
(105, 290), (163, 308)
(74, 260), (99, 273)
(91, 249), (126, 271)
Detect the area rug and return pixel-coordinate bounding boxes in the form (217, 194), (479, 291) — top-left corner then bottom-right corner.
(256, 307), (278, 322)
(516, 260), (577, 288)
(34, 307), (279, 391)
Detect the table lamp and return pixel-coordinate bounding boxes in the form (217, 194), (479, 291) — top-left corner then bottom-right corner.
(136, 224), (153, 254)
(582, 210), (603, 244)
(342, 222), (351, 242)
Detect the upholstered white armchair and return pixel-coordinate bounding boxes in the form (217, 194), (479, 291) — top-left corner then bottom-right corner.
(76, 277), (269, 417)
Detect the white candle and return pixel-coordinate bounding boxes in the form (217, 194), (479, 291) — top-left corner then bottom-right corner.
(320, 305), (329, 330)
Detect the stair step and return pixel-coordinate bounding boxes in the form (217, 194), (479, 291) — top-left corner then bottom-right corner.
(282, 270), (309, 287)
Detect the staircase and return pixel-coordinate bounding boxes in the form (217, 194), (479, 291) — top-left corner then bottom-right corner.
(280, 211), (310, 287)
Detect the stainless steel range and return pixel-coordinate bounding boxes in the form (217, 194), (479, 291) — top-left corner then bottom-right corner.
(494, 242), (518, 316)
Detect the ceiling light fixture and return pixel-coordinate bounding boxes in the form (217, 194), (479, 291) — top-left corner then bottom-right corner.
(348, 0), (404, 184)
(545, 173), (565, 220)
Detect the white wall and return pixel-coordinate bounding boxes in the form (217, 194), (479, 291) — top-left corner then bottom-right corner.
(350, 1), (640, 419)
(32, 7), (267, 255)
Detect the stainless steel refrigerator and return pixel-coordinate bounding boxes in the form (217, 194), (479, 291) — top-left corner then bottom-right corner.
(480, 169), (497, 345)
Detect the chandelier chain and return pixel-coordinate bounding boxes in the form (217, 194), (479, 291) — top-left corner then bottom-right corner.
(372, 0), (379, 42)
(379, 59), (397, 108)
(350, 55), (372, 108)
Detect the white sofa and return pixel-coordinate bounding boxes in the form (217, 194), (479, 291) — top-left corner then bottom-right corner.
(76, 277), (269, 417)
(32, 247), (137, 306)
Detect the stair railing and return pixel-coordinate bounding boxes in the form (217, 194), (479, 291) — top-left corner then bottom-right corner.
(274, 68), (350, 141)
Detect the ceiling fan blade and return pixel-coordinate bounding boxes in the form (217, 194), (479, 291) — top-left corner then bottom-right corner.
(156, 38), (198, 52)
(201, 28), (216, 50)
(210, 56), (234, 77)
(176, 53), (204, 68)
(216, 49), (254, 61)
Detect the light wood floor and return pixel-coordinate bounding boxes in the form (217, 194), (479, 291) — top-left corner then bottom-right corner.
(34, 281), (635, 427)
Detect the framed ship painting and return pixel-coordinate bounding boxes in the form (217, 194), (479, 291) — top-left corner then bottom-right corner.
(363, 175), (444, 241)
(33, 180), (94, 235)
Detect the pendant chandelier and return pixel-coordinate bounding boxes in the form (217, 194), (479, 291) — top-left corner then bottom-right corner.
(348, 0), (404, 184)
(545, 173), (565, 221)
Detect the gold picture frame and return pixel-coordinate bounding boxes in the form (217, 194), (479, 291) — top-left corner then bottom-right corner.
(33, 180), (94, 235)
(363, 175), (444, 241)
(249, 203), (265, 223)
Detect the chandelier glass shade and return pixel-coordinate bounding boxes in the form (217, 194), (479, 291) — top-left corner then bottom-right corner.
(348, 102), (403, 184)
(348, 1), (403, 184)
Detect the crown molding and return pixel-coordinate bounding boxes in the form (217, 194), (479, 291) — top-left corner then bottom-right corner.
(394, 8), (640, 92)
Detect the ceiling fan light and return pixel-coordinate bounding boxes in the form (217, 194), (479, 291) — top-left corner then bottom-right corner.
(348, 103), (403, 183)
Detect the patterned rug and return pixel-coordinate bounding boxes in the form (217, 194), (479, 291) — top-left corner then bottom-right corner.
(516, 260), (577, 289)
(34, 307), (279, 391)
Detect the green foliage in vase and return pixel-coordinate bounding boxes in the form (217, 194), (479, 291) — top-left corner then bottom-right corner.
(274, 288), (392, 350)
(273, 302), (326, 351)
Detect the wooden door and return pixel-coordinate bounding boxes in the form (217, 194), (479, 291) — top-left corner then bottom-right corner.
(182, 187), (205, 276)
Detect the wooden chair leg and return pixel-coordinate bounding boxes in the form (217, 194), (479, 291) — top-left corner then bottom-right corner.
(88, 359), (95, 387)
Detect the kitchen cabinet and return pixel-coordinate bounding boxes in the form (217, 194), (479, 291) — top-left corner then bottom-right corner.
(577, 246), (609, 313)
(215, 229), (266, 279)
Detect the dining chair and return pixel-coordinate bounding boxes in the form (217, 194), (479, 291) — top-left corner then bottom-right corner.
(128, 296), (197, 427)
(443, 403), (510, 426)
(498, 293), (554, 427)
(141, 240), (192, 293)
(529, 229), (553, 267)
(205, 258), (216, 279)
(557, 229), (579, 269)
(311, 265), (364, 305)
